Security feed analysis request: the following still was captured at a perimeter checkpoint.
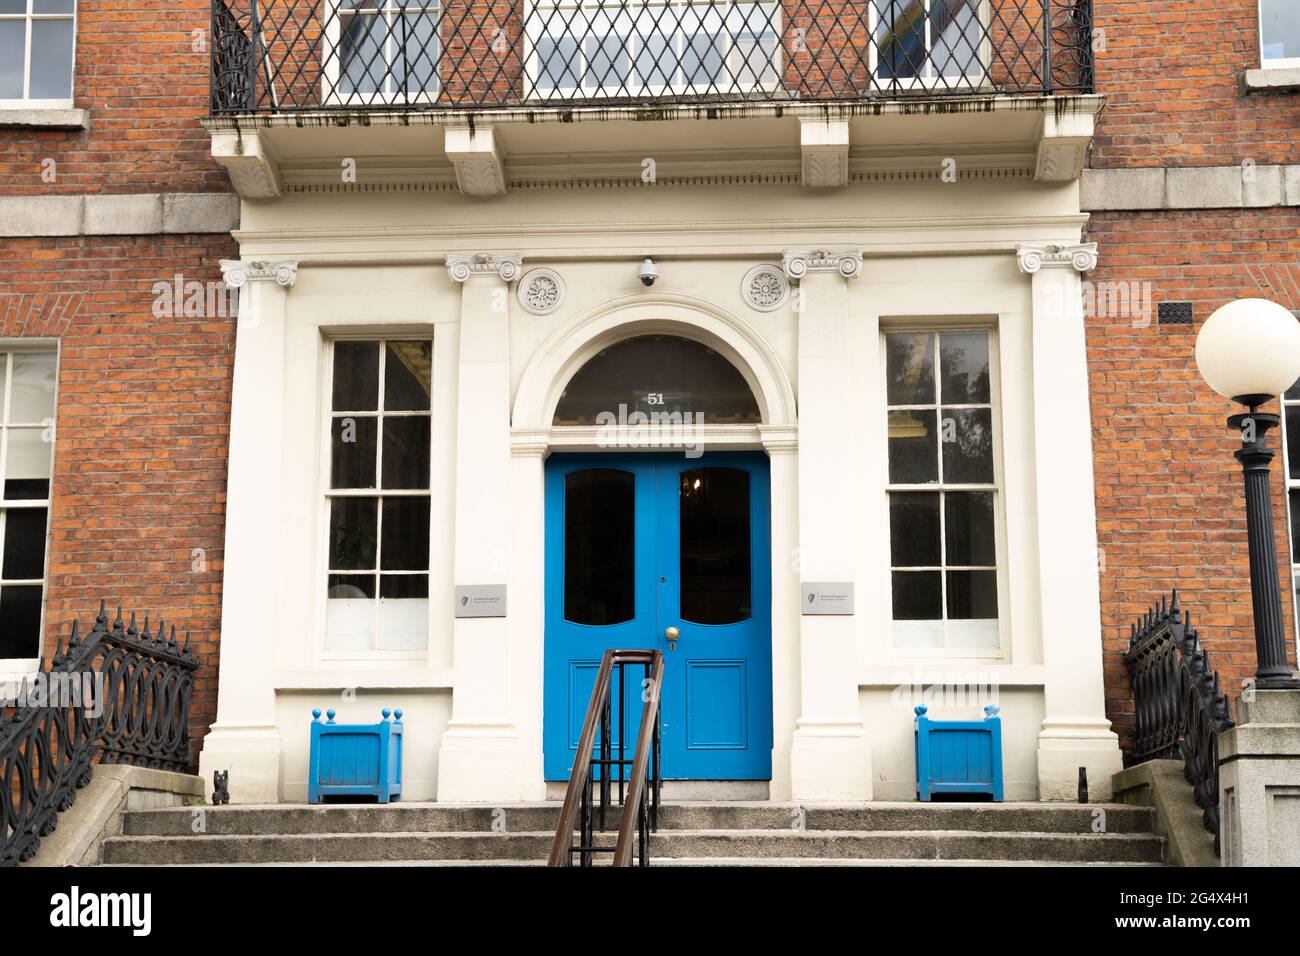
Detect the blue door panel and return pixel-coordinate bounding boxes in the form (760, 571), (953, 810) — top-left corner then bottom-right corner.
(544, 452), (772, 781)
(685, 660), (748, 749)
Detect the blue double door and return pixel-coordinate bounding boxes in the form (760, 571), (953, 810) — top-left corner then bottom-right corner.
(544, 452), (772, 780)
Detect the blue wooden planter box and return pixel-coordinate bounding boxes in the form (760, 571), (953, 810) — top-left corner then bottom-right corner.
(914, 705), (1003, 801)
(308, 708), (404, 804)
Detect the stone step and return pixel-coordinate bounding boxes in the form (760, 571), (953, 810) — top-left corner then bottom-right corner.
(121, 801), (1155, 837)
(100, 828), (1163, 866)
(103, 858), (1164, 867)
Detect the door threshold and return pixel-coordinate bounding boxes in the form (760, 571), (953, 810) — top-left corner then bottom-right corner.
(545, 780), (770, 801)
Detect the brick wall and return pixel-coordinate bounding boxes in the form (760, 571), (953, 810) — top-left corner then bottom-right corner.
(0, 0), (224, 195)
(1, 236), (237, 766)
(1087, 1), (1300, 749)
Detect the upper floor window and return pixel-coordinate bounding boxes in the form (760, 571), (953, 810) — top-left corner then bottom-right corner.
(324, 338), (433, 656)
(526, 0), (780, 98)
(875, 0), (984, 83)
(884, 329), (1001, 653)
(325, 0), (441, 105)
(0, 347), (57, 663)
(0, 1), (76, 107)
(1261, 0), (1300, 68)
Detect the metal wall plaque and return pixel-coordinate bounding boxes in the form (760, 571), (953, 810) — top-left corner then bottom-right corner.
(454, 585), (508, 618)
(801, 582), (855, 615)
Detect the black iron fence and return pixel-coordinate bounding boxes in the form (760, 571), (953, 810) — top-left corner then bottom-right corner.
(212, 0), (1093, 114)
(0, 604), (199, 866)
(1123, 592), (1234, 853)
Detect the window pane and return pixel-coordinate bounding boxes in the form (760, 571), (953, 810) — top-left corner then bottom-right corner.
(538, 36), (580, 90)
(931, 0), (979, 78)
(888, 492), (940, 566)
(378, 588), (428, 651)
(876, 0), (927, 79)
(2, 507), (47, 580)
(30, 19), (75, 100)
(939, 331), (990, 404)
(0, 21), (23, 100)
(553, 335), (761, 425)
(34, 1), (77, 12)
(399, 11), (439, 92)
(940, 407), (994, 483)
(585, 33), (630, 92)
(384, 341), (432, 411)
(332, 342), (380, 411)
(1291, 490), (1300, 554)
(680, 467), (751, 625)
(340, 11), (384, 95)
(1286, 377), (1300, 402)
(1287, 406), (1300, 479)
(885, 332), (935, 405)
(328, 573), (376, 599)
(329, 497), (377, 570)
(9, 352), (56, 423)
(4, 428), (52, 500)
(0, 585), (41, 658)
(0, 1), (27, 13)
(888, 409), (938, 483)
(330, 416), (377, 489)
(564, 469), (634, 625)
(945, 491), (996, 566)
(380, 497), (429, 571)
(636, 31), (672, 87)
(947, 569), (998, 619)
(892, 569), (941, 620)
(381, 417), (430, 490)
(1261, 0), (1300, 61)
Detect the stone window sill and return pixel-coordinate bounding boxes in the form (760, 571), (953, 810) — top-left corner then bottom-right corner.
(1243, 67), (1300, 94)
(0, 108), (89, 129)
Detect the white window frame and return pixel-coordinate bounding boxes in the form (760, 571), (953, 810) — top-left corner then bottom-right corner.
(318, 334), (433, 662)
(882, 323), (1009, 660)
(523, 0), (783, 101)
(0, 342), (58, 678)
(321, 0), (442, 107)
(867, 0), (992, 92)
(0, 0), (77, 109)
(1260, 0), (1300, 69)
(1278, 318), (1300, 661)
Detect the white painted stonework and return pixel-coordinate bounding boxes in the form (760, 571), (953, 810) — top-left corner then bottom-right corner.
(201, 101), (1122, 804)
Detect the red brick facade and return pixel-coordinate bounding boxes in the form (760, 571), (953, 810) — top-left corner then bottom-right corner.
(1088, 0), (1300, 750)
(2, 0), (1296, 771)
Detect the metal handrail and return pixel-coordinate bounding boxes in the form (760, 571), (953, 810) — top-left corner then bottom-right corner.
(613, 650), (664, 867)
(547, 647), (663, 867)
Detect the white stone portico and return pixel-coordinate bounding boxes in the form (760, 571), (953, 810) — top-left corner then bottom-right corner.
(199, 99), (1123, 805)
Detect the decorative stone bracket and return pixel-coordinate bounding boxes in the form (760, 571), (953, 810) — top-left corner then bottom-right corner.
(782, 249), (863, 280)
(1015, 242), (1098, 274)
(800, 119), (850, 189)
(445, 127), (507, 197)
(220, 259), (298, 288)
(446, 253), (522, 283)
(1034, 109), (1094, 182)
(211, 130), (282, 199)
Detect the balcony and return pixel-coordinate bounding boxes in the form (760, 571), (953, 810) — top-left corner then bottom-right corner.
(212, 0), (1092, 112)
(207, 0), (1099, 197)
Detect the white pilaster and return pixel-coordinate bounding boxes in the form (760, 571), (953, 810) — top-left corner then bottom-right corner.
(198, 259), (298, 804)
(783, 249), (873, 801)
(436, 253), (525, 802)
(510, 434), (549, 801)
(1016, 242), (1124, 800)
(761, 425), (800, 801)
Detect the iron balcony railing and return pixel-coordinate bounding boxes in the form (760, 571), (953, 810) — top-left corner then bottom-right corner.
(211, 0), (1093, 114)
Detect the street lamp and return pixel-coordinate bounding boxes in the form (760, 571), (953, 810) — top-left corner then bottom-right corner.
(1196, 297), (1300, 690)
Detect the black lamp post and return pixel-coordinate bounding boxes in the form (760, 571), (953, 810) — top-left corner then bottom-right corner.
(1197, 298), (1300, 690)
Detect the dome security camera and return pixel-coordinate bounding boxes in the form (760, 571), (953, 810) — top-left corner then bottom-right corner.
(637, 258), (659, 287)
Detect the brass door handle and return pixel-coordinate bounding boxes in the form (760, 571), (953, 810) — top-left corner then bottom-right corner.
(665, 626), (679, 641)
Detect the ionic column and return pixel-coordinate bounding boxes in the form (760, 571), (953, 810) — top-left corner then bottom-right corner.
(436, 253), (524, 802)
(1016, 243), (1124, 800)
(198, 259), (298, 804)
(783, 250), (874, 801)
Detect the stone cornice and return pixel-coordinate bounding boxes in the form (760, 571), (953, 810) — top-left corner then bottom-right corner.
(1015, 242), (1098, 275)
(446, 253), (523, 283)
(220, 259), (298, 288)
(782, 249), (864, 280)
